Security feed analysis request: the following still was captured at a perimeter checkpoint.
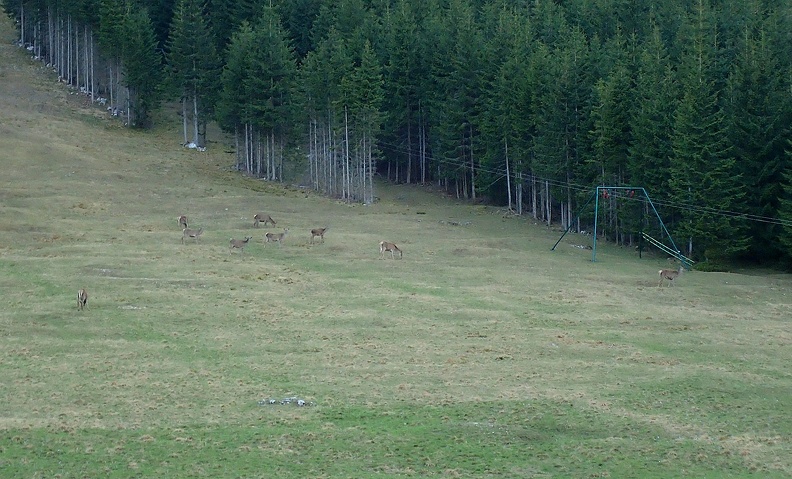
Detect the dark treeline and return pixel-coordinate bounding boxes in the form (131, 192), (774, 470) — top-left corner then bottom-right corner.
(5, 0), (792, 267)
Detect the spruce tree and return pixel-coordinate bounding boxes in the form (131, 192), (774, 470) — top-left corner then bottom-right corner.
(778, 141), (792, 263)
(166, 0), (220, 147)
(337, 40), (384, 203)
(669, 2), (749, 263)
(119, 4), (163, 128)
(628, 24), (677, 200)
(724, 24), (791, 262)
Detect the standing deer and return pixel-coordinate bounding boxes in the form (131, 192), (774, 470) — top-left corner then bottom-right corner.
(658, 265), (684, 287)
(379, 241), (402, 259)
(265, 228), (288, 246)
(77, 288), (88, 310)
(253, 213), (276, 228)
(310, 227), (329, 244)
(177, 215), (188, 229)
(229, 237), (252, 254)
(182, 227), (204, 244)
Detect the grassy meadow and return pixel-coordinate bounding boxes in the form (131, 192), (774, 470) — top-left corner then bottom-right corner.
(1, 16), (791, 479)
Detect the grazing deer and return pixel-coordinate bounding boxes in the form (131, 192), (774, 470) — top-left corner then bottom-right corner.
(658, 265), (684, 287)
(182, 227), (204, 244)
(265, 228), (289, 246)
(310, 227), (329, 244)
(253, 213), (276, 228)
(379, 241), (402, 259)
(77, 288), (88, 310)
(177, 215), (188, 229)
(229, 237), (252, 254)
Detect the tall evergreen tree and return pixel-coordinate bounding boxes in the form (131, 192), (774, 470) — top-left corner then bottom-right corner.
(379, 0), (420, 183)
(337, 40), (384, 203)
(724, 17), (792, 262)
(166, 0), (220, 146)
(217, 7), (296, 179)
(669, 1), (749, 263)
(278, 0), (321, 59)
(427, 0), (484, 199)
(119, 3), (163, 128)
(777, 140), (792, 263)
(628, 24), (677, 199)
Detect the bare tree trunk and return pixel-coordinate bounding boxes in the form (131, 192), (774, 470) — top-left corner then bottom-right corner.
(192, 94), (199, 146)
(182, 98), (188, 145)
(516, 169), (523, 215)
(234, 126), (240, 169)
(19, 2), (24, 45)
(419, 101), (426, 184)
(74, 23), (79, 91)
(344, 107), (350, 201)
(367, 133), (374, 203)
(505, 137), (512, 211)
(469, 123), (475, 200)
(545, 179), (551, 226)
(566, 172), (572, 230)
(406, 115), (412, 184)
(532, 174), (538, 219)
(244, 123), (250, 173)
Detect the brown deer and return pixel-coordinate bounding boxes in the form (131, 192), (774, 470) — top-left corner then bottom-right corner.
(379, 241), (402, 259)
(177, 215), (188, 229)
(229, 237), (252, 254)
(658, 266), (684, 287)
(265, 228), (288, 246)
(310, 227), (329, 244)
(253, 213), (276, 228)
(77, 288), (88, 310)
(182, 227), (204, 244)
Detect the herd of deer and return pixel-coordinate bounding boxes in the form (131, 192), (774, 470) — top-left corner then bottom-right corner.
(178, 213), (402, 259)
(76, 213), (685, 311)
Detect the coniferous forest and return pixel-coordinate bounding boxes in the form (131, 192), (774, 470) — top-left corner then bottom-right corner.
(5, 0), (792, 267)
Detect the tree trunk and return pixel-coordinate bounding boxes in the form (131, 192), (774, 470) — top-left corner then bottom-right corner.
(505, 137), (512, 211)
(192, 94), (199, 146)
(182, 98), (188, 145)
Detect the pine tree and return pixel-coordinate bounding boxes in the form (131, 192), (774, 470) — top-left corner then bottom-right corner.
(217, 7), (297, 180)
(669, 1), (749, 263)
(244, 7), (297, 179)
(217, 21), (255, 169)
(628, 24), (677, 199)
(724, 19), (792, 262)
(778, 141), (792, 262)
(278, 0), (322, 59)
(478, 4), (533, 209)
(426, 0), (484, 199)
(379, 0), (421, 183)
(166, 0), (220, 146)
(337, 40), (384, 203)
(118, 3), (163, 128)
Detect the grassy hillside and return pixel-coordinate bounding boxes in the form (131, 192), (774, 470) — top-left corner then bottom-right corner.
(1, 14), (790, 479)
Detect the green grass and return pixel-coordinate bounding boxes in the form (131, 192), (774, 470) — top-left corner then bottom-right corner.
(1, 15), (791, 479)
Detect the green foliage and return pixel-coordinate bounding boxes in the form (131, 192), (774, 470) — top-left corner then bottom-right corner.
(97, 0), (126, 59)
(216, 6), (297, 136)
(164, 0), (221, 145)
(166, 0), (220, 109)
(724, 23), (792, 261)
(119, 4), (164, 128)
(338, 41), (383, 132)
(778, 144), (792, 260)
(277, 0), (322, 58)
(216, 22), (255, 130)
(627, 24), (677, 199)
(669, 4), (749, 261)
